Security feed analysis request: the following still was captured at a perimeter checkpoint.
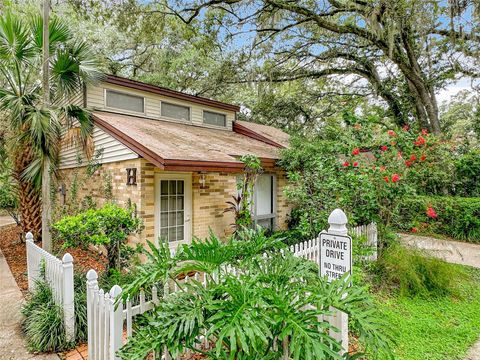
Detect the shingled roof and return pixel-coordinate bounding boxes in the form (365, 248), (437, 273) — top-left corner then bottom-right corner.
(93, 111), (289, 172)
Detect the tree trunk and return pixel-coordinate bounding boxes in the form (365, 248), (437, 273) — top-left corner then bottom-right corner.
(14, 147), (42, 239)
(42, 0), (52, 251)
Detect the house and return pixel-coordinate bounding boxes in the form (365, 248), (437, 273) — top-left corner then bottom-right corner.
(59, 75), (291, 248)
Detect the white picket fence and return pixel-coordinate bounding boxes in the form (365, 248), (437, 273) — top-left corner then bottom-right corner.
(286, 222), (377, 262)
(350, 222), (378, 261)
(25, 232), (75, 341)
(86, 222), (377, 360)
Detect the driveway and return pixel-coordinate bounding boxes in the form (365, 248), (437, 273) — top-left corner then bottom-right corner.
(398, 233), (480, 269)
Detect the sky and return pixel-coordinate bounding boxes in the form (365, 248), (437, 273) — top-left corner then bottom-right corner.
(437, 78), (479, 104)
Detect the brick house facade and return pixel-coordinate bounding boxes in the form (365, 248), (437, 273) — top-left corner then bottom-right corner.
(59, 75), (291, 248)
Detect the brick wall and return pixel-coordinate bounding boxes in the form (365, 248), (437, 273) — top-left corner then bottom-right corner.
(58, 160), (291, 246)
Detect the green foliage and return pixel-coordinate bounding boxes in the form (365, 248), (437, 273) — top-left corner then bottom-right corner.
(372, 242), (466, 297)
(21, 279), (69, 352)
(52, 203), (143, 271)
(225, 155), (263, 232)
(73, 273), (88, 343)
(0, 9), (101, 186)
(0, 160), (19, 224)
(118, 229), (393, 359)
(375, 267), (480, 360)
(454, 149), (480, 197)
(395, 196), (480, 242)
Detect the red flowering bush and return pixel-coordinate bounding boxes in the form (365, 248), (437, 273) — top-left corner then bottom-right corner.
(334, 116), (452, 229)
(280, 112), (460, 239)
(426, 206), (438, 219)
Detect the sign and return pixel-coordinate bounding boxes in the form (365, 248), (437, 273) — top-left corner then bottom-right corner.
(319, 233), (352, 282)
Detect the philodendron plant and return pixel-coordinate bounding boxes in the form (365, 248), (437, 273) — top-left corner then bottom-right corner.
(118, 230), (393, 360)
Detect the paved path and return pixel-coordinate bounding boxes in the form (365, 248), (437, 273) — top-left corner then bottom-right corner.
(0, 249), (59, 360)
(0, 216), (15, 228)
(465, 340), (480, 360)
(399, 233), (480, 359)
(398, 233), (480, 268)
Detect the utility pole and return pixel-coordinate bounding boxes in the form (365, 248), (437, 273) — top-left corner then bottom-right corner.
(42, 0), (52, 251)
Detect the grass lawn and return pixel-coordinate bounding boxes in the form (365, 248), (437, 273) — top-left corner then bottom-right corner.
(373, 266), (480, 360)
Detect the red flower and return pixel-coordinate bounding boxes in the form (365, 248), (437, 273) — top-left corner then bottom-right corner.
(353, 161), (359, 167)
(391, 174), (401, 183)
(426, 207), (438, 219)
(380, 166), (387, 172)
(397, 151), (403, 159)
(403, 124), (410, 131)
(414, 135), (426, 146)
(383, 176), (389, 183)
(380, 145), (388, 152)
(410, 154), (417, 161)
(405, 160), (412, 167)
(352, 148), (360, 155)
(388, 130), (396, 137)
(343, 161), (350, 167)
(411, 227), (418, 233)
(420, 154), (427, 161)
(421, 128), (428, 135)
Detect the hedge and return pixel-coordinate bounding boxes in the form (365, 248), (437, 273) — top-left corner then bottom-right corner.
(395, 196), (480, 243)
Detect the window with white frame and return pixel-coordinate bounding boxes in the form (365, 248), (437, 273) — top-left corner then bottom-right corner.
(203, 110), (226, 127)
(159, 180), (185, 242)
(253, 174), (276, 230)
(161, 101), (190, 121)
(105, 89), (144, 113)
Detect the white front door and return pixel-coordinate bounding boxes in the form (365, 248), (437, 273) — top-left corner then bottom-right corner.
(154, 173), (192, 249)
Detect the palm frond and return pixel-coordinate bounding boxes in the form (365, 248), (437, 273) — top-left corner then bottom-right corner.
(30, 14), (70, 52)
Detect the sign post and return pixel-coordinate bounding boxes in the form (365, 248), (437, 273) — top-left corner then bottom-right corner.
(319, 209), (351, 353)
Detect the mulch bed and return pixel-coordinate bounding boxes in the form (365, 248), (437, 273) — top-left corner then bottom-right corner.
(0, 224), (107, 294)
(0, 225), (29, 292)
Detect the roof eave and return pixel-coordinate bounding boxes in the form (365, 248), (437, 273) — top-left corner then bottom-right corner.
(233, 122), (285, 148)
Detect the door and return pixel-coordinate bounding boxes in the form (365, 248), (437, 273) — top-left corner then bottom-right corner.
(154, 173), (192, 249)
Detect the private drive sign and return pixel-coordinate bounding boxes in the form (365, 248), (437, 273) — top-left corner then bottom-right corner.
(319, 233), (352, 282)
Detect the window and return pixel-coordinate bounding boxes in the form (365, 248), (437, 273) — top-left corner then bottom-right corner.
(105, 89), (144, 113)
(203, 110), (226, 127)
(161, 102), (190, 121)
(159, 180), (185, 242)
(253, 174), (276, 230)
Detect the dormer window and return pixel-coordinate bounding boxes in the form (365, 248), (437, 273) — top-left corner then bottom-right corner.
(105, 89), (144, 113)
(203, 110), (226, 127)
(161, 101), (190, 121)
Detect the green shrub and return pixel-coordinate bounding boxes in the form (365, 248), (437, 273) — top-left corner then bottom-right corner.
(395, 196), (480, 242)
(22, 279), (69, 352)
(52, 203), (143, 271)
(454, 149), (480, 197)
(373, 242), (466, 297)
(73, 273), (88, 343)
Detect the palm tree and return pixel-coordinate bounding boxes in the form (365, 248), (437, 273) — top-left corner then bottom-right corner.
(0, 10), (101, 239)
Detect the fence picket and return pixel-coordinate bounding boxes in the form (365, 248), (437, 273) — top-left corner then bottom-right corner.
(26, 232), (75, 341)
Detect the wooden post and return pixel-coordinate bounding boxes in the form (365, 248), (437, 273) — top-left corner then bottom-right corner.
(109, 285), (123, 360)
(86, 270), (99, 360)
(326, 209), (349, 353)
(25, 232), (35, 290)
(41, 0), (52, 251)
(62, 253), (75, 342)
